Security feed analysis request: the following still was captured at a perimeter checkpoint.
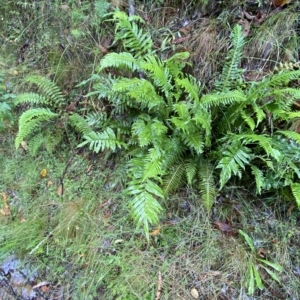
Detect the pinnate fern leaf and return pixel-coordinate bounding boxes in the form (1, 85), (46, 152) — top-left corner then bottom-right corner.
(25, 75), (65, 107)
(217, 141), (252, 188)
(291, 183), (300, 207)
(127, 179), (163, 240)
(15, 108), (58, 149)
(99, 52), (140, 72)
(199, 161), (216, 211)
(14, 93), (48, 105)
(78, 128), (125, 152)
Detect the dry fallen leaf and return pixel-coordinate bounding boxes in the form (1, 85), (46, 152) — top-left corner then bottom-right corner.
(57, 185), (64, 196)
(0, 192), (11, 216)
(191, 288), (199, 299)
(40, 168), (47, 178)
(47, 180), (53, 188)
(150, 225), (161, 236)
(213, 221), (237, 236)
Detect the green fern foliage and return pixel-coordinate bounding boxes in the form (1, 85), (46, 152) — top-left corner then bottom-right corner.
(78, 128), (126, 152)
(215, 24), (245, 91)
(23, 75), (66, 109)
(199, 161), (216, 212)
(77, 11), (300, 238)
(15, 108), (58, 149)
(112, 11), (153, 57)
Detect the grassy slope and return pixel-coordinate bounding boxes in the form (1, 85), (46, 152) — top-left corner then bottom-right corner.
(1, 135), (300, 299)
(1, 1), (300, 299)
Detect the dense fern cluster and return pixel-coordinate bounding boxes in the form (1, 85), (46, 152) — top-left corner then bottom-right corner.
(15, 11), (300, 237)
(80, 12), (300, 235)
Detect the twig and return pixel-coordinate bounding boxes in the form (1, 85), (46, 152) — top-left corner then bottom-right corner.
(155, 271), (162, 300)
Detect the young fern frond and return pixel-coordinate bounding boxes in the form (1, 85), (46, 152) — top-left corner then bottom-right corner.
(176, 76), (200, 103)
(141, 55), (172, 95)
(15, 108), (58, 149)
(112, 11), (153, 57)
(166, 52), (190, 78)
(215, 25), (245, 92)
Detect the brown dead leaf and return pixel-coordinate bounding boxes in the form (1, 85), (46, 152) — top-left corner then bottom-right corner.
(150, 225), (161, 236)
(98, 44), (109, 54)
(57, 185), (64, 196)
(237, 19), (251, 37)
(47, 180), (53, 188)
(0, 192), (11, 216)
(213, 221), (237, 235)
(85, 164), (93, 173)
(243, 11), (256, 20)
(66, 101), (77, 113)
(257, 248), (269, 258)
(287, 205), (295, 217)
(172, 34), (192, 44)
(32, 281), (50, 290)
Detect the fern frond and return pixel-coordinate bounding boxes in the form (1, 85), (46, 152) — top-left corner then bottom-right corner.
(185, 158), (197, 185)
(201, 90), (246, 108)
(181, 130), (204, 154)
(127, 179), (163, 240)
(14, 93), (48, 105)
(241, 111), (255, 131)
(217, 140), (252, 188)
(163, 160), (186, 196)
(112, 11), (153, 57)
(277, 130), (300, 145)
(291, 183), (300, 207)
(166, 52), (190, 77)
(241, 134), (281, 161)
(99, 52), (140, 72)
(27, 133), (44, 155)
(198, 161), (216, 211)
(113, 77), (165, 110)
(69, 113), (93, 136)
(25, 75), (65, 108)
(215, 25), (245, 91)
(143, 147), (164, 180)
(15, 108), (58, 149)
(78, 128), (126, 152)
(250, 165), (264, 194)
(176, 76), (200, 103)
(141, 55), (172, 96)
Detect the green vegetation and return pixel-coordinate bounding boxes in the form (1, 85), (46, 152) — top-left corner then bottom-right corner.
(1, 0), (300, 299)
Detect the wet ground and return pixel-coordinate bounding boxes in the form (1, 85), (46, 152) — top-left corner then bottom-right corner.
(0, 255), (64, 300)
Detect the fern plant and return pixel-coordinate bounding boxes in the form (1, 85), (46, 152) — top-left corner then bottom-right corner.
(14, 75), (90, 155)
(79, 12), (300, 238)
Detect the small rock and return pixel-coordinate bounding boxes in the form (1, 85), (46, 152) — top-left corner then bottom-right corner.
(191, 287), (199, 299)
